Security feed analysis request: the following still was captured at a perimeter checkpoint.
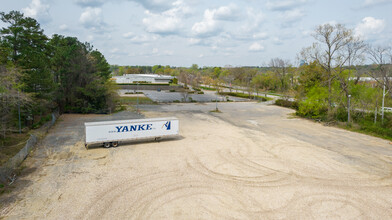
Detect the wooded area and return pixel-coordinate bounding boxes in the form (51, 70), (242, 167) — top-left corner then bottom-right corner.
(0, 11), (115, 139)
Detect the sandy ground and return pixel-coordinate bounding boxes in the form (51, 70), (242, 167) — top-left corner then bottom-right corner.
(1, 102), (392, 219)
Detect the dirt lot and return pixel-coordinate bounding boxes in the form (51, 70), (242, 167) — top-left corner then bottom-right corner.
(1, 102), (392, 219)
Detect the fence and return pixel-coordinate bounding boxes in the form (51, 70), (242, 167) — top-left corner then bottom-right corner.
(0, 112), (59, 184)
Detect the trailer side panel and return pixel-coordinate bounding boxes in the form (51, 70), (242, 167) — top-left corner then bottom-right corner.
(85, 118), (179, 144)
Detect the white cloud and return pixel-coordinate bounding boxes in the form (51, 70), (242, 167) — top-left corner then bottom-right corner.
(355, 17), (386, 38)
(192, 10), (218, 37)
(142, 0), (190, 35)
(59, 24), (68, 31)
(132, 0), (174, 12)
(252, 32), (268, 40)
(123, 32), (134, 38)
(363, 0), (392, 6)
(87, 35), (94, 41)
(280, 9), (304, 26)
(249, 42), (265, 52)
(22, 0), (51, 23)
(266, 0), (308, 11)
(123, 32), (156, 44)
(79, 7), (107, 32)
(188, 38), (201, 45)
(192, 4), (238, 37)
(213, 4), (239, 21)
(110, 48), (120, 53)
(163, 50), (174, 56)
(273, 37), (284, 45)
(75, 0), (105, 7)
(240, 8), (265, 33)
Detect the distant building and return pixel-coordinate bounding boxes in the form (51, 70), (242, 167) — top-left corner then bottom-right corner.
(112, 74), (174, 84)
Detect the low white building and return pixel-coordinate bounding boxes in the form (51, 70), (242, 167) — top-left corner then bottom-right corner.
(113, 74), (174, 84)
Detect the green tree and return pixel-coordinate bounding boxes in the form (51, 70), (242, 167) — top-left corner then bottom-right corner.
(90, 50), (111, 80)
(298, 83), (329, 118)
(152, 65), (161, 73)
(49, 34), (115, 113)
(0, 11), (54, 100)
(191, 64), (199, 70)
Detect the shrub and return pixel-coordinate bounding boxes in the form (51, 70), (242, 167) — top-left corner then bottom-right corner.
(32, 114), (52, 129)
(275, 99), (299, 110)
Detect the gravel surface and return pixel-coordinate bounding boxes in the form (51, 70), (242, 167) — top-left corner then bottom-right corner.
(1, 102), (392, 219)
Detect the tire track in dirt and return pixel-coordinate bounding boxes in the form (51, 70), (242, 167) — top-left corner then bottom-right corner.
(78, 171), (268, 219)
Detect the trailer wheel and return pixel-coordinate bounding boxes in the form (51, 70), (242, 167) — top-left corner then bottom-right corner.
(103, 142), (111, 148)
(112, 141), (119, 147)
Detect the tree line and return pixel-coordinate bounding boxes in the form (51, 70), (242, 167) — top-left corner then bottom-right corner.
(0, 11), (116, 138)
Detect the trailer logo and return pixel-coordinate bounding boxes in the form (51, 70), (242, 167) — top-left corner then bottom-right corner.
(114, 124), (153, 133)
(163, 121), (171, 130)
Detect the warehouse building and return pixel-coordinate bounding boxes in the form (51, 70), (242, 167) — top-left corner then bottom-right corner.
(113, 74), (174, 84)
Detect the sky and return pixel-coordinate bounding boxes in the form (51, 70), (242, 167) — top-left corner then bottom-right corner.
(1, 0), (391, 67)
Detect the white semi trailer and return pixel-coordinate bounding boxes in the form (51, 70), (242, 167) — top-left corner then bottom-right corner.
(84, 117), (179, 149)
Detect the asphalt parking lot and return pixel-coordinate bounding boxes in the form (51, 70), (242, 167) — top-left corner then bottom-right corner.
(118, 89), (249, 102)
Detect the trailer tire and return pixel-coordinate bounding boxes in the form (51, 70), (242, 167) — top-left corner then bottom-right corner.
(103, 142), (111, 148)
(112, 142), (119, 147)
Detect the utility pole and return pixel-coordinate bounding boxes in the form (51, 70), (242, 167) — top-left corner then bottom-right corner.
(136, 83), (139, 113)
(347, 94), (351, 124)
(382, 84), (386, 124)
(18, 91), (21, 134)
(215, 85), (218, 111)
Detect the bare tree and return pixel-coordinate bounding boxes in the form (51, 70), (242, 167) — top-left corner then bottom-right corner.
(300, 23), (354, 112)
(269, 58), (291, 91)
(366, 45), (392, 96)
(336, 37), (366, 116)
(0, 66), (30, 138)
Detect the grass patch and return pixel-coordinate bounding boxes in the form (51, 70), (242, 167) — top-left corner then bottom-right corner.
(219, 92), (250, 99)
(117, 83), (170, 86)
(118, 96), (156, 105)
(200, 86), (216, 91)
(210, 109), (222, 113)
(338, 115), (392, 141)
(124, 91), (143, 94)
(219, 92), (272, 102)
(0, 133), (31, 166)
(32, 114), (51, 129)
(291, 104), (392, 141)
